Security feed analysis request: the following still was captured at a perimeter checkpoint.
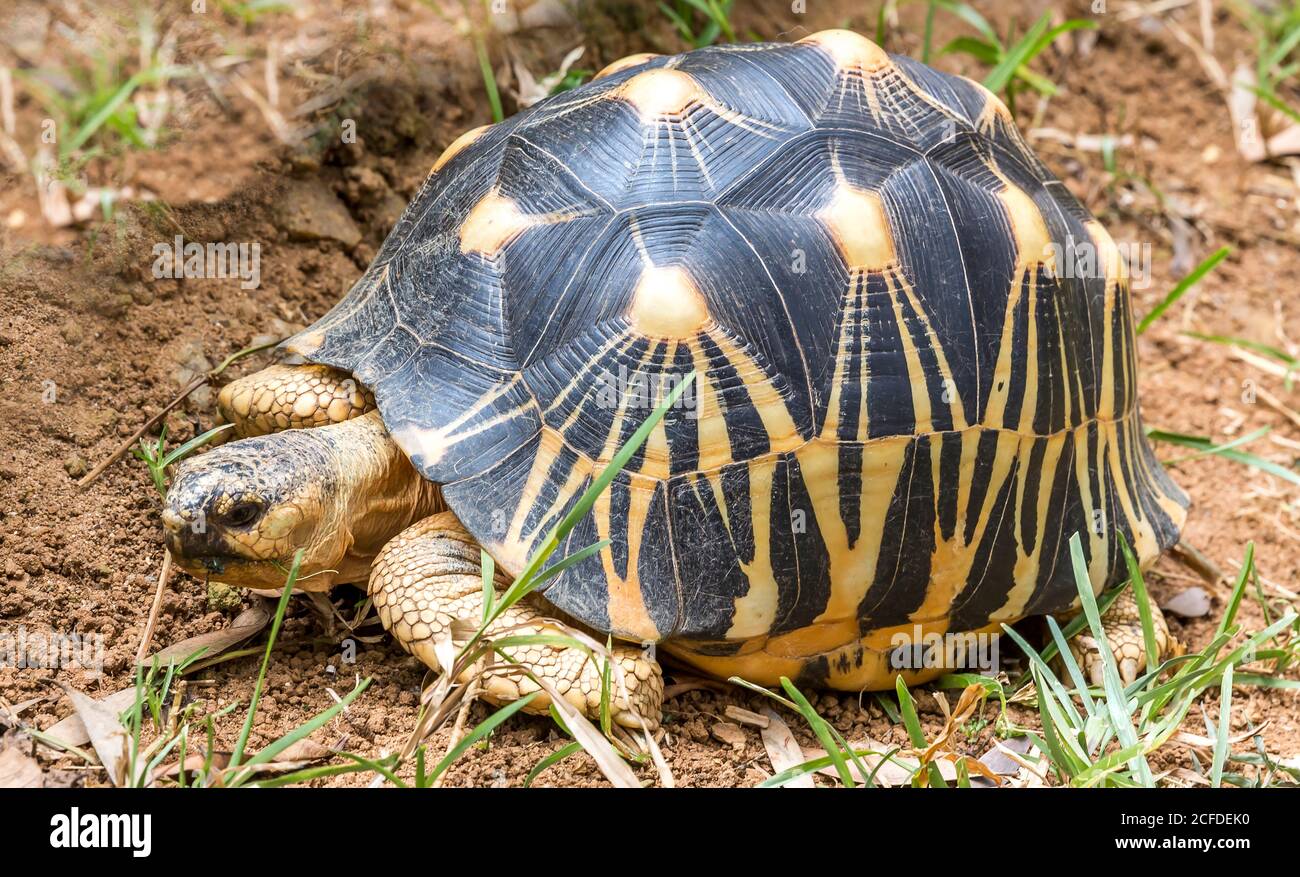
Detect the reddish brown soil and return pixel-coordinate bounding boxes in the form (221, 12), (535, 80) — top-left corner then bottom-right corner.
(1, 0), (1297, 787)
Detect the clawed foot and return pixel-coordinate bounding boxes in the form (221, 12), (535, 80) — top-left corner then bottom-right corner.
(1065, 588), (1180, 687)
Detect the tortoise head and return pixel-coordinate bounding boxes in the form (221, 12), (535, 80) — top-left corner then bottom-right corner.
(162, 429), (338, 590)
(162, 411), (441, 591)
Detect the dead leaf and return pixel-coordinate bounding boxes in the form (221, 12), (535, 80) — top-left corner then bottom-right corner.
(276, 738), (332, 762)
(147, 597), (272, 666)
(509, 45), (585, 108)
(43, 687), (138, 749)
(759, 708), (814, 788)
(151, 739), (332, 785)
(58, 684), (130, 786)
(978, 735), (1034, 776)
(151, 751), (230, 784)
(918, 683), (984, 764)
(804, 739), (917, 786)
(1175, 720), (1269, 751)
(0, 739), (44, 787)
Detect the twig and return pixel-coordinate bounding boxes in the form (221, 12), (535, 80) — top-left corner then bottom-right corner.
(135, 551), (173, 665)
(77, 338), (282, 488)
(77, 376), (205, 488)
(1116, 0), (1195, 22)
(1255, 384), (1300, 430)
(1170, 540), (1223, 585)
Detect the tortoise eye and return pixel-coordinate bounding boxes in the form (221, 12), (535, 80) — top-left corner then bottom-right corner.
(225, 501), (263, 528)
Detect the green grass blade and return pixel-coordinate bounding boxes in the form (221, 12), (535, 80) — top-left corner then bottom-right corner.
(473, 33), (504, 123)
(1117, 533), (1160, 677)
(228, 549), (302, 770)
(161, 423), (234, 469)
(983, 13), (1052, 95)
(1068, 535), (1153, 785)
(782, 677), (855, 787)
(1210, 664), (1234, 788)
(939, 0), (1000, 44)
(895, 676), (946, 788)
(1137, 246), (1230, 334)
(428, 692), (540, 782)
(526, 741), (583, 787)
(1149, 430), (1300, 486)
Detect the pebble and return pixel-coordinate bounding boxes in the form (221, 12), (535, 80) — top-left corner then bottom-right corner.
(276, 180), (362, 248)
(710, 721), (746, 751)
(62, 453), (87, 478)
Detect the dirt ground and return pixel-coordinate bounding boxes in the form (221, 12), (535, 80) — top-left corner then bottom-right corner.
(1, 0), (1299, 788)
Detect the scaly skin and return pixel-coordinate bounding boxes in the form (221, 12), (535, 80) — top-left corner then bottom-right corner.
(165, 409), (442, 590)
(1065, 587), (1180, 687)
(218, 363), (375, 438)
(370, 512), (662, 729)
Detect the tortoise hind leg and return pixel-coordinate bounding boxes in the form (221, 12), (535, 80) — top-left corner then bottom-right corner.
(217, 363), (374, 438)
(370, 511), (664, 730)
(1063, 588), (1180, 687)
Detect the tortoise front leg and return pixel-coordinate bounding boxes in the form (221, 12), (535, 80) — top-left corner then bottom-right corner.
(218, 363), (375, 438)
(1063, 588), (1180, 687)
(370, 511), (664, 730)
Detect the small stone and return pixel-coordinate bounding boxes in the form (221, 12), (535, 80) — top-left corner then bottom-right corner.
(1162, 586), (1212, 619)
(207, 580), (243, 612)
(724, 705), (770, 728)
(711, 721), (746, 751)
(59, 321), (85, 346)
(188, 384), (214, 412)
(277, 181), (362, 248)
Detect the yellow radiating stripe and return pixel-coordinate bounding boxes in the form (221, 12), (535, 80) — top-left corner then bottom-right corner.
(1052, 295), (1076, 427)
(1127, 414), (1189, 532)
(726, 459), (778, 638)
(1106, 418), (1162, 564)
(1082, 419), (1109, 587)
(503, 428), (589, 549)
(991, 430), (1068, 621)
(686, 336), (737, 471)
(594, 339), (668, 475)
(889, 269), (969, 431)
(913, 428), (1019, 621)
(708, 329), (803, 452)
(883, 271), (936, 434)
(983, 267), (1027, 428)
(543, 331), (637, 419)
(594, 474), (660, 641)
(1088, 220), (1124, 421)
(1017, 269), (1041, 434)
(804, 436), (910, 624)
(818, 278), (857, 441)
(1063, 422), (1100, 605)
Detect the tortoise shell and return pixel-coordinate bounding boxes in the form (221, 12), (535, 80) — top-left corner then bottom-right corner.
(286, 31), (1187, 670)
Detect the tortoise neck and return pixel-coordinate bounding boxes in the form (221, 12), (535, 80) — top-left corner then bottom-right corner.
(321, 411), (445, 585)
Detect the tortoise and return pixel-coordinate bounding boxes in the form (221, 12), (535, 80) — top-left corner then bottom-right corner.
(162, 30), (1188, 728)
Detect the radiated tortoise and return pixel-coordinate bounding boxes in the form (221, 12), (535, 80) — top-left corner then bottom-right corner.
(162, 31), (1189, 728)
